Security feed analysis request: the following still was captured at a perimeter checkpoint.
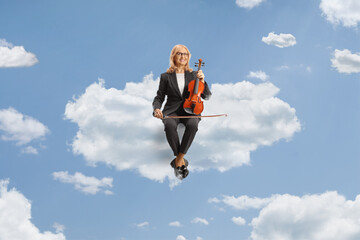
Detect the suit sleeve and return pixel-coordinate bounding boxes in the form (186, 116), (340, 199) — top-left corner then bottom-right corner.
(152, 74), (167, 111)
(201, 81), (212, 100)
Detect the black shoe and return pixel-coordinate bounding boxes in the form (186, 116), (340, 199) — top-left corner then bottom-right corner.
(170, 158), (189, 180)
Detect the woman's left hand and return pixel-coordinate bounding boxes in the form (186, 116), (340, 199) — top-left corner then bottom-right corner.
(197, 70), (205, 83)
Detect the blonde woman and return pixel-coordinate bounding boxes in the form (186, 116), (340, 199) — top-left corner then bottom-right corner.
(153, 44), (211, 179)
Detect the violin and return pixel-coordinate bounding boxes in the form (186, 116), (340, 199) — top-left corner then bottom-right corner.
(183, 59), (205, 115)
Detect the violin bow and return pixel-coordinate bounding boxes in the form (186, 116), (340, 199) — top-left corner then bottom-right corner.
(163, 114), (228, 119)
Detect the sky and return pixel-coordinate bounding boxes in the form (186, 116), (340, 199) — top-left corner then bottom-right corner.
(1, 0), (360, 239)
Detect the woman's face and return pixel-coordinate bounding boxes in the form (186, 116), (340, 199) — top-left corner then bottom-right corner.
(174, 47), (189, 67)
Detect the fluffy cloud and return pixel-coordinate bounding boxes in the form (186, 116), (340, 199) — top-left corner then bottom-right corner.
(247, 71), (269, 81)
(64, 73), (300, 186)
(169, 221), (182, 227)
(262, 32), (296, 48)
(176, 235), (186, 240)
(320, 0), (360, 27)
(52, 171), (113, 195)
(0, 179), (66, 240)
(331, 49), (360, 74)
(0, 107), (49, 153)
(210, 192), (360, 240)
(236, 0), (265, 9)
(0, 39), (38, 67)
(232, 216), (246, 226)
(191, 217), (209, 225)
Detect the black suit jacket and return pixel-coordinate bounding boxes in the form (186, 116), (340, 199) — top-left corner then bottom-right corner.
(153, 70), (212, 116)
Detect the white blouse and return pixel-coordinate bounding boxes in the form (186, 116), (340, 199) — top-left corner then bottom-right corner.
(176, 73), (185, 95)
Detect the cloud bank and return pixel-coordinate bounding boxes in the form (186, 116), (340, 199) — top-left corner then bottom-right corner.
(331, 49), (360, 74)
(320, 0), (360, 27)
(0, 39), (38, 68)
(52, 171), (113, 195)
(235, 0), (266, 9)
(65, 73), (300, 186)
(0, 107), (49, 153)
(210, 192), (360, 240)
(0, 179), (66, 240)
(262, 32), (296, 48)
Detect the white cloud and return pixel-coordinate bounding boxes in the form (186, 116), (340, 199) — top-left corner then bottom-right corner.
(196, 237), (203, 240)
(247, 71), (269, 81)
(0, 179), (66, 240)
(331, 49), (360, 74)
(64, 73), (300, 186)
(21, 146), (39, 155)
(53, 223), (65, 233)
(191, 217), (209, 225)
(136, 221), (149, 228)
(210, 191), (360, 240)
(52, 171), (113, 195)
(320, 0), (360, 27)
(232, 216), (246, 226)
(236, 0), (265, 9)
(277, 65), (289, 71)
(210, 195), (278, 210)
(0, 39), (38, 67)
(176, 235), (186, 240)
(169, 221), (182, 227)
(262, 32), (296, 48)
(0, 107), (49, 153)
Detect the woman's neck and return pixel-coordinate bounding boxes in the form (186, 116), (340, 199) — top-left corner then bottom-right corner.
(176, 66), (185, 73)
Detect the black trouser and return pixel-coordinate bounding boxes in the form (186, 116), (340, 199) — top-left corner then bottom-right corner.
(162, 108), (200, 156)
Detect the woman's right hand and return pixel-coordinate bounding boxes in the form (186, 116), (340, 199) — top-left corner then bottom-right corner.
(153, 109), (163, 119)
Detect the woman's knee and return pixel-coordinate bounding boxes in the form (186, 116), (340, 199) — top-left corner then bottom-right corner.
(186, 119), (199, 131)
(163, 119), (178, 132)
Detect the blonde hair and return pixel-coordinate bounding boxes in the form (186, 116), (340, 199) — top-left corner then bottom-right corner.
(166, 44), (193, 73)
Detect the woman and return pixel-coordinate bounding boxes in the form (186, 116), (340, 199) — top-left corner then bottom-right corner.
(152, 44), (211, 179)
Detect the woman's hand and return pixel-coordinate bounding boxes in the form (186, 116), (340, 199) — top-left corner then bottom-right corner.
(153, 109), (163, 119)
(197, 70), (205, 83)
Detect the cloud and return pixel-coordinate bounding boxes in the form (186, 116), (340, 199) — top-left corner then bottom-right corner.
(52, 171), (113, 195)
(0, 107), (49, 153)
(232, 216), (246, 226)
(210, 191), (360, 240)
(53, 223), (65, 233)
(331, 49), (360, 74)
(247, 71), (269, 81)
(169, 221), (182, 227)
(176, 235), (186, 240)
(21, 146), (39, 155)
(235, 0), (265, 9)
(0, 179), (66, 240)
(209, 195), (278, 210)
(320, 0), (360, 27)
(0, 39), (38, 68)
(191, 217), (209, 225)
(262, 32), (296, 48)
(196, 237), (203, 240)
(136, 221), (149, 228)
(64, 73), (300, 186)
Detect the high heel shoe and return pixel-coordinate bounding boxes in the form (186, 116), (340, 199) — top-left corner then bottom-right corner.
(170, 158), (189, 180)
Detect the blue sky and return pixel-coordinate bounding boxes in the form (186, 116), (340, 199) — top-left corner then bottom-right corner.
(1, 0), (360, 239)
